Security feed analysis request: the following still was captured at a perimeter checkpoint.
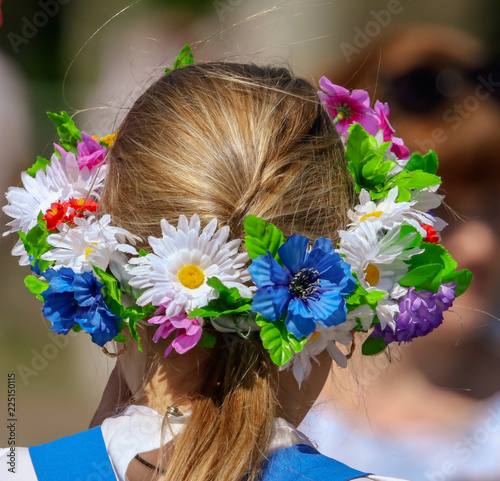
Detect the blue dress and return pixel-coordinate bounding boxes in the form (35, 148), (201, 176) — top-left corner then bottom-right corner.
(28, 426), (371, 481)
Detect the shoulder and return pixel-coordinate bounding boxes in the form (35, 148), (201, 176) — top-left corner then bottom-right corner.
(260, 444), (411, 481)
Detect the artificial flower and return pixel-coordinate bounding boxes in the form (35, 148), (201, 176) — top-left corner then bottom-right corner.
(421, 224), (440, 244)
(128, 215), (252, 316)
(68, 197), (100, 218)
(76, 132), (107, 171)
(339, 222), (420, 293)
(282, 320), (356, 388)
(99, 132), (118, 148)
(41, 267), (119, 346)
(318, 77), (378, 137)
(249, 235), (356, 339)
(148, 302), (203, 357)
(348, 187), (434, 234)
(41, 215), (139, 273)
(371, 283), (456, 343)
(42, 201), (69, 231)
(374, 100), (410, 160)
(3, 148), (106, 237)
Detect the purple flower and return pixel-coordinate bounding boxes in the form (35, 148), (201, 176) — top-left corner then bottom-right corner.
(318, 77), (378, 137)
(374, 101), (410, 160)
(148, 302), (203, 357)
(76, 132), (107, 171)
(372, 283), (456, 344)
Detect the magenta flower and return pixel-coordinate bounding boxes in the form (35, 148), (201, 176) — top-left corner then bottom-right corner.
(374, 101), (410, 160)
(318, 77), (378, 137)
(76, 133), (107, 171)
(148, 303), (203, 357)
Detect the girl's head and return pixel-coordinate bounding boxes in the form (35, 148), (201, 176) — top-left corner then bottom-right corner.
(102, 62), (355, 481)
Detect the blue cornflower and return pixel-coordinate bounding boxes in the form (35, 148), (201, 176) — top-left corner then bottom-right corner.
(41, 267), (119, 346)
(248, 235), (356, 339)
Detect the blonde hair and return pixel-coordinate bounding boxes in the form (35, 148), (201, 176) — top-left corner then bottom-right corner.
(101, 62), (355, 481)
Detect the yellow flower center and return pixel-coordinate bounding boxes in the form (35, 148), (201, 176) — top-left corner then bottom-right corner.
(359, 211), (384, 222)
(364, 263), (380, 286)
(307, 331), (321, 343)
(84, 247), (93, 260)
(50, 208), (59, 215)
(178, 265), (205, 289)
(77, 197), (85, 206)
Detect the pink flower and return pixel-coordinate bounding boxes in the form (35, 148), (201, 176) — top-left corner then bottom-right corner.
(76, 133), (107, 171)
(148, 303), (203, 357)
(374, 101), (410, 160)
(318, 77), (378, 137)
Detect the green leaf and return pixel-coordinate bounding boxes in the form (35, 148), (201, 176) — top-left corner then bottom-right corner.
(26, 156), (51, 177)
(24, 275), (49, 301)
(442, 269), (473, 297)
(113, 334), (129, 343)
(188, 277), (252, 319)
(138, 249), (148, 257)
(398, 224), (423, 249)
(386, 170), (441, 202)
(72, 324), (82, 333)
(405, 150), (438, 174)
(92, 265), (124, 321)
(164, 44), (194, 74)
(243, 215), (285, 262)
(17, 217), (54, 272)
(398, 264), (443, 292)
(362, 336), (388, 355)
(46, 111), (82, 153)
(92, 265), (148, 350)
(197, 330), (217, 348)
(407, 243), (457, 278)
(255, 315), (306, 366)
(345, 124), (397, 197)
(346, 281), (385, 313)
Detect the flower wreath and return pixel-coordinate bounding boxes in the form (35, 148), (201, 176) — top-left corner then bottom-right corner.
(3, 46), (472, 386)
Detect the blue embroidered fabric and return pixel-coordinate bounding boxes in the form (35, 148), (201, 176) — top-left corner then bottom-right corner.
(28, 427), (370, 481)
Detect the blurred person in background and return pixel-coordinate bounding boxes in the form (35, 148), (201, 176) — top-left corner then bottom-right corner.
(303, 24), (500, 481)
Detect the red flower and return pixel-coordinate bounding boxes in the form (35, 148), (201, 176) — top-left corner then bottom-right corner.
(69, 197), (99, 218)
(43, 202), (69, 231)
(421, 224), (439, 244)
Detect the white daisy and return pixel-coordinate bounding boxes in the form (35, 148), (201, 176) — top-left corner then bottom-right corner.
(41, 215), (139, 273)
(128, 215), (252, 316)
(340, 222), (419, 290)
(3, 148), (106, 236)
(282, 320), (356, 388)
(339, 223), (420, 329)
(348, 187), (434, 235)
(411, 185), (447, 232)
(347, 305), (375, 331)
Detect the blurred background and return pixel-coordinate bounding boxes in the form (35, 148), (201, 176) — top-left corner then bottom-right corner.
(1, 1), (500, 479)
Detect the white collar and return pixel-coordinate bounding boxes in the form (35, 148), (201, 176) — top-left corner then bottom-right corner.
(101, 404), (314, 481)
